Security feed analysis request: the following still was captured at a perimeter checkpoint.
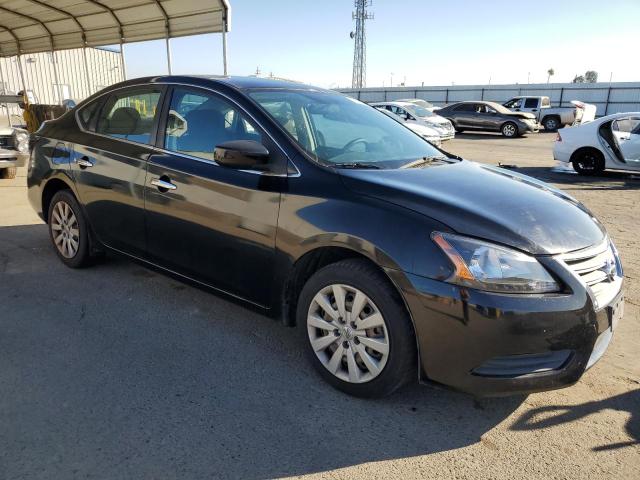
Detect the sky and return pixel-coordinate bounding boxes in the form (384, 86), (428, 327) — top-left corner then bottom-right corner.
(123, 0), (640, 88)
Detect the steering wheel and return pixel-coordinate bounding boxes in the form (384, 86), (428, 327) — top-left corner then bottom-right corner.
(342, 138), (368, 151)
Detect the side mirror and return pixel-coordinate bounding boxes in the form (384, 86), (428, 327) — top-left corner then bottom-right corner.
(214, 140), (270, 169)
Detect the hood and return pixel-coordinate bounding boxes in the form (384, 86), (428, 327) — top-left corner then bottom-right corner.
(422, 116), (450, 127)
(505, 111), (536, 120)
(339, 160), (605, 255)
(406, 123), (440, 136)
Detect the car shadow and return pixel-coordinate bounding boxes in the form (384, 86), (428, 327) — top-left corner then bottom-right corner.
(454, 132), (537, 140)
(511, 389), (640, 451)
(0, 224), (526, 479)
(511, 167), (640, 191)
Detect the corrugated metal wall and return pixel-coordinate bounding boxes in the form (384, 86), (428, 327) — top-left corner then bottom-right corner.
(338, 82), (640, 116)
(0, 47), (124, 125)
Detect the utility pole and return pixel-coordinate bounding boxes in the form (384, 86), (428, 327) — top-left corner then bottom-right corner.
(350, 0), (373, 89)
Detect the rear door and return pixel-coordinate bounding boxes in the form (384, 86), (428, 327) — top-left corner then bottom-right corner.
(521, 97), (540, 115)
(72, 85), (164, 257)
(144, 86), (285, 306)
(452, 103), (478, 128)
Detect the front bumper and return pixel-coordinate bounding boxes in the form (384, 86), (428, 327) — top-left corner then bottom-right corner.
(387, 253), (623, 396)
(0, 149), (28, 168)
(519, 122), (540, 134)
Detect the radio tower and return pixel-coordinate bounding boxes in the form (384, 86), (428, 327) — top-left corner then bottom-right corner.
(351, 0), (373, 89)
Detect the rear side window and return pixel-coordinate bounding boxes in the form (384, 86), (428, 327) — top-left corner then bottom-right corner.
(541, 97), (551, 107)
(96, 89), (161, 144)
(454, 104), (476, 112)
(524, 98), (538, 108)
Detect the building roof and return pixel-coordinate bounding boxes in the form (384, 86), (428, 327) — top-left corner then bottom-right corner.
(0, 0), (231, 57)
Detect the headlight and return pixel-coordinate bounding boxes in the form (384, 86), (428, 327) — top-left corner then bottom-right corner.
(432, 232), (559, 293)
(424, 136), (441, 146)
(13, 130), (29, 153)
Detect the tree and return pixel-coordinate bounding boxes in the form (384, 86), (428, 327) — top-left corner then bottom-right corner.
(585, 70), (598, 83)
(572, 75), (585, 84)
(547, 68), (555, 83)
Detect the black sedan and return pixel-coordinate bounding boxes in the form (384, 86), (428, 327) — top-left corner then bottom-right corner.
(437, 101), (539, 137)
(27, 76), (623, 398)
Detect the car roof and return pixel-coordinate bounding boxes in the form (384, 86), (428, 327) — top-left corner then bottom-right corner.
(102, 75), (326, 92)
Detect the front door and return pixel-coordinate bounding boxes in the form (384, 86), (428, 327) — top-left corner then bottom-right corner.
(612, 116), (640, 169)
(71, 86), (164, 257)
(144, 86), (284, 306)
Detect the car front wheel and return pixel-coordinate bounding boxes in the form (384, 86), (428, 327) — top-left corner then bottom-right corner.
(297, 258), (417, 398)
(501, 122), (518, 137)
(48, 190), (92, 268)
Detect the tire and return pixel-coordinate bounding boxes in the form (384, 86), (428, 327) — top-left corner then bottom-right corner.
(501, 122), (518, 137)
(296, 258), (417, 398)
(543, 116), (561, 131)
(571, 149), (605, 176)
(1, 166), (17, 179)
(47, 190), (92, 268)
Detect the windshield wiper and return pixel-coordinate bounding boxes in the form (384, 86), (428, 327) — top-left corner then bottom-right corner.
(331, 162), (381, 169)
(400, 156), (448, 169)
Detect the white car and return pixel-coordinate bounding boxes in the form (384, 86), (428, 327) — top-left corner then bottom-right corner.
(376, 108), (442, 147)
(371, 101), (455, 141)
(553, 112), (640, 175)
(395, 98), (439, 112)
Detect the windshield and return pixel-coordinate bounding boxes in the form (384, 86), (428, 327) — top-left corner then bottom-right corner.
(249, 89), (443, 168)
(404, 104), (436, 118)
(486, 102), (512, 114)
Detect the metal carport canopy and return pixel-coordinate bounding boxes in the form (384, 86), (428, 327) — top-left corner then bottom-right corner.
(0, 0), (231, 70)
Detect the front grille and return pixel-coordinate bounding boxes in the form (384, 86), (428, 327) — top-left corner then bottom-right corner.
(0, 135), (13, 149)
(559, 239), (622, 309)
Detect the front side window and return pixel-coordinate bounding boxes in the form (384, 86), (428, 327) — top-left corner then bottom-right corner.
(96, 89), (161, 144)
(164, 88), (262, 161)
(249, 89), (443, 168)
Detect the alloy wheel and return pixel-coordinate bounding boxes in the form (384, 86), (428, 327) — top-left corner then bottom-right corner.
(502, 123), (517, 137)
(307, 284), (390, 383)
(51, 201), (80, 258)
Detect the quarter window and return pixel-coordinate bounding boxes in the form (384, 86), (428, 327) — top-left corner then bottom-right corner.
(163, 88), (262, 161)
(96, 89), (161, 144)
(78, 99), (101, 130)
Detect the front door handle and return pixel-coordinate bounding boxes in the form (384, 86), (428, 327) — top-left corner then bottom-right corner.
(77, 156), (93, 168)
(151, 177), (177, 191)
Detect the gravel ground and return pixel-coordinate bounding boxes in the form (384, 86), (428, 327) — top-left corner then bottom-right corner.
(0, 132), (638, 479)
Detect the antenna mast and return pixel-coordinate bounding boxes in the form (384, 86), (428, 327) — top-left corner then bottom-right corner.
(351, 0), (373, 89)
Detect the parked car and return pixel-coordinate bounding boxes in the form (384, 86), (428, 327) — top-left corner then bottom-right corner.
(503, 96), (596, 131)
(0, 126), (29, 179)
(0, 94), (29, 179)
(395, 98), (438, 112)
(437, 101), (539, 137)
(371, 101), (454, 140)
(376, 107), (442, 146)
(553, 112), (640, 175)
(28, 76), (624, 398)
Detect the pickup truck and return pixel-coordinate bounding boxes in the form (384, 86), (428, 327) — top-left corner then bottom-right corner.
(502, 96), (596, 131)
(0, 95), (29, 179)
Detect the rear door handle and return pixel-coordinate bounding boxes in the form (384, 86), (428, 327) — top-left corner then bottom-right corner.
(77, 156), (93, 168)
(151, 177), (177, 191)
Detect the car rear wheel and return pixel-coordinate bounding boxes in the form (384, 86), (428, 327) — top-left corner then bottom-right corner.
(48, 190), (92, 268)
(1, 167), (17, 179)
(296, 258), (417, 398)
(572, 149), (605, 176)
(501, 122), (518, 137)
(543, 116), (560, 131)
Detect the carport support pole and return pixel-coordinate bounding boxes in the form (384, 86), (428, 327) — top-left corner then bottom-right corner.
(165, 37), (172, 75)
(222, 25), (228, 75)
(120, 42), (127, 81)
(82, 47), (92, 97)
(51, 50), (62, 105)
(0, 60), (11, 126)
(17, 55), (27, 96)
